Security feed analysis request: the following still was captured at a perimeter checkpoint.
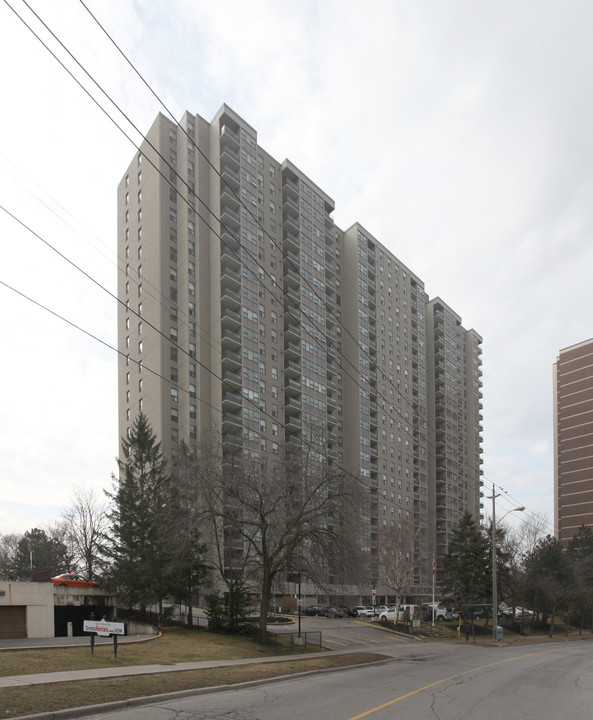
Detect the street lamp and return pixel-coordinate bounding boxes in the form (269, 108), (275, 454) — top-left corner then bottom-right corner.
(490, 483), (524, 643)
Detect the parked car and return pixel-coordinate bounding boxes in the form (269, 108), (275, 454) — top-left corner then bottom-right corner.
(51, 574), (99, 588)
(325, 606), (346, 618)
(303, 605), (329, 617)
(423, 603), (449, 621)
(352, 605), (375, 617)
(379, 604), (423, 624)
(502, 606), (534, 618)
(341, 607), (358, 617)
(374, 605), (395, 616)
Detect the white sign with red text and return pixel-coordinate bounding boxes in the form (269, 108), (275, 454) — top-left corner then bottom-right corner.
(83, 620), (126, 637)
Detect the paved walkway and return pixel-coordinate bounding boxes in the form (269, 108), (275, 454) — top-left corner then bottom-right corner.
(0, 647), (374, 689)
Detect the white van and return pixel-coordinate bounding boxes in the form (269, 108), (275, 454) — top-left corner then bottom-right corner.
(378, 604), (422, 624)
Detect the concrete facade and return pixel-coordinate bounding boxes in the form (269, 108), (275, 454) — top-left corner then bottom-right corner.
(0, 582), (54, 639)
(554, 337), (593, 546)
(116, 104), (483, 601)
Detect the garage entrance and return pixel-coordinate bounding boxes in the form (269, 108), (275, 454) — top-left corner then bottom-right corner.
(0, 606), (27, 639)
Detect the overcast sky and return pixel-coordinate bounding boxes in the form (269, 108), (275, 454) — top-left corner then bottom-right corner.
(1, 0), (591, 537)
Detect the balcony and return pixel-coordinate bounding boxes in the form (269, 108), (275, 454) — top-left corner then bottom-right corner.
(285, 414), (302, 430)
(284, 322), (300, 341)
(285, 396), (302, 413)
(285, 376), (301, 393)
(220, 284), (241, 308)
(283, 266), (300, 288)
(283, 231), (299, 252)
(221, 204), (240, 229)
(285, 285), (300, 302)
(221, 225), (240, 251)
(221, 327), (241, 346)
(221, 165), (240, 192)
(282, 175), (299, 198)
(220, 265), (241, 288)
(222, 390), (242, 408)
(285, 340), (301, 359)
(220, 144), (240, 169)
(222, 368), (242, 387)
(283, 213), (299, 233)
(221, 348), (241, 367)
(221, 307), (241, 329)
(282, 195), (299, 216)
(222, 411), (241, 426)
(220, 124), (239, 146)
(285, 359), (301, 377)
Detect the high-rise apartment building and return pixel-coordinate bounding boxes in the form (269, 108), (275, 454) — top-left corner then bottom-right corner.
(117, 104), (483, 602)
(554, 338), (593, 546)
(426, 299), (483, 566)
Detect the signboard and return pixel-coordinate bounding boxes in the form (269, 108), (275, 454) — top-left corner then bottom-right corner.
(83, 620), (126, 637)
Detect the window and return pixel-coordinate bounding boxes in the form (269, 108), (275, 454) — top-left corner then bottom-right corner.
(189, 404), (196, 419)
(189, 383), (196, 398)
(170, 388), (178, 403)
(169, 208), (177, 223)
(171, 408), (179, 422)
(170, 267), (177, 282)
(171, 428), (179, 442)
(138, 340), (143, 353)
(189, 363), (196, 378)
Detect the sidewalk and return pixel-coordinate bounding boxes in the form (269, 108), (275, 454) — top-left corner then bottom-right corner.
(0, 648), (368, 689)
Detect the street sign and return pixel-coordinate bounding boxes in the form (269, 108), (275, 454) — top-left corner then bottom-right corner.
(83, 620), (126, 637)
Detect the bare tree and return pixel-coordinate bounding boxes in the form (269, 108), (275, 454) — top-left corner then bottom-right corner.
(0, 533), (21, 580)
(59, 488), (109, 581)
(191, 427), (364, 637)
(378, 523), (420, 621)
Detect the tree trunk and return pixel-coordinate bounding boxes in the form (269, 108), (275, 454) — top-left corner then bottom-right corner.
(259, 572), (273, 640)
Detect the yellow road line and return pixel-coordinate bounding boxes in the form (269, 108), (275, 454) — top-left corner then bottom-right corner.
(347, 647), (566, 720)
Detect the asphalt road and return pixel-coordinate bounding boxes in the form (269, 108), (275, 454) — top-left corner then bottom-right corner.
(83, 638), (593, 720)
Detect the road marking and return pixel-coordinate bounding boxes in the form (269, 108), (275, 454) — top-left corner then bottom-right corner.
(323, 638), (349, 647)
(386, 635), (407, 643)
(347, 647), (567, 719)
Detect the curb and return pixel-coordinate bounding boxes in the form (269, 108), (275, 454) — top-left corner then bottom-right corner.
(8, 654), (393, 720)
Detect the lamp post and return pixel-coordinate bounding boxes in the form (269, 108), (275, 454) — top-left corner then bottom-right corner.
(491, 483), (525, 642)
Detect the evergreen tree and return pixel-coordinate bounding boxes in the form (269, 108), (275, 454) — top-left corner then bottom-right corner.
(524, 534), (571, 636)
(567, 525), (593, 632)
(9, 528), (70, 580)
(441, 511), (490, 617)
(105, 414), (175, 612)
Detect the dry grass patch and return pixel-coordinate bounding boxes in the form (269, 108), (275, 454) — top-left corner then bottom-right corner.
(0, 627), (293, 678)
(1, 652), (386, 719)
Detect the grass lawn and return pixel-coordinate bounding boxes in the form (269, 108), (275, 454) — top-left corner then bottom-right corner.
(0, 627), (387, 718)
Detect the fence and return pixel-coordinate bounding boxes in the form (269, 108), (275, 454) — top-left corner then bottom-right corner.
(258, 629), (323, 652)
